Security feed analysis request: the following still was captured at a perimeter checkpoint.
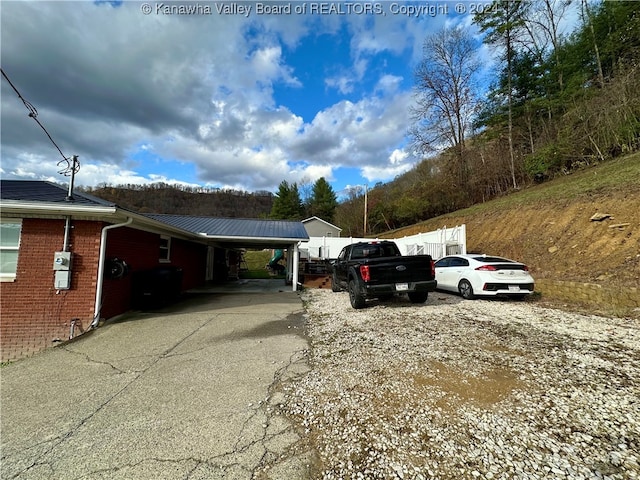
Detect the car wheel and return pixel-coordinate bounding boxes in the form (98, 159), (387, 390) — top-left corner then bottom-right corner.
(348, 279), (366, 309)
(331, 271), (341, 292)
(458, 279), (475, 300)
(408, 291), (428, 304)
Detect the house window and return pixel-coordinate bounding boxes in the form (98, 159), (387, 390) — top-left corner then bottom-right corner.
(1, 219), (22, 281)
(326, 232), (333, 237)
(159, 235), (171, 262)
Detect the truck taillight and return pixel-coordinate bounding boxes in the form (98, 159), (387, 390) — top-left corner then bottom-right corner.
(360, 265), (371, 282)
(430, 259), (435, 278)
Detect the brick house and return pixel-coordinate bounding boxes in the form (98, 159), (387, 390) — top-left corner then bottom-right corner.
(0, 180), (308, 362)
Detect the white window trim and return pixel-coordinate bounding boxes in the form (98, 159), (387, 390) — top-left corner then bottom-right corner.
(159, 235), (171, 263)
(0, 219), (22, 282)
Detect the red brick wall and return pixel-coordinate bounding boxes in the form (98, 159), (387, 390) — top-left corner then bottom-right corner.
(1, 220), (208, 362)
(0, 218), (101, 362)
(100, 227), (160, 319)
(169, 238), (208, 290)
(100, 228), (207, 318)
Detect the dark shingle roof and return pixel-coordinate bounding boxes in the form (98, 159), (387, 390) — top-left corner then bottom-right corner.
(146, 214), (309, 241)
(1, 180), (308, 246)
(0, 180), (115, 207)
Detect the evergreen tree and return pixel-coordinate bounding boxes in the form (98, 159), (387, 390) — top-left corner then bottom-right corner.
(270, 180), (304, 220)
(475, 0), (529, 189)
(309, 177), (338, 222)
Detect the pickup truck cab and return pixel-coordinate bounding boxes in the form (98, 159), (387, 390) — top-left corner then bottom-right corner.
(331, 241), (437, 309)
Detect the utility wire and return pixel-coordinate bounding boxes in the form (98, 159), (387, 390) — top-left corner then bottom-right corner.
(1, 67), (79, 175)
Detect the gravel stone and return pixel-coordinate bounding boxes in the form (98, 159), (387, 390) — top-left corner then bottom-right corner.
(277, 290), (640, 480)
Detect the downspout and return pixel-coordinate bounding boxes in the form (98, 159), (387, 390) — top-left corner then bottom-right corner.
(91, 217), (133, 328)
(292, 242), (299, 292)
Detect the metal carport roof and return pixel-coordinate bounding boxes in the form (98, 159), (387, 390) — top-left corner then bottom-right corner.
(146, 214), (309, 249)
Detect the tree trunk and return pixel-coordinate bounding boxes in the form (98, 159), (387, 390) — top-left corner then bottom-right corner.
(582, 0), (605, 88)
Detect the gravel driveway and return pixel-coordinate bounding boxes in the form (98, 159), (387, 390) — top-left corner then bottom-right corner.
(265, 290), (640, 480)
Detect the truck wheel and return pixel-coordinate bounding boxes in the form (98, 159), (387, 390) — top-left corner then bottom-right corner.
(348, 279), (366, 309)
(458, 279), (475, 300)
(331, 272), (342, 292)
(408, 291), (428, 304)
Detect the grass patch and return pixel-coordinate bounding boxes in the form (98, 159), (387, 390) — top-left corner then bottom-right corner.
(408, 152), (640, 225)
(243, 249), (273, 269)
(240, 249), (285, 279)
(486, 153), (638, 205)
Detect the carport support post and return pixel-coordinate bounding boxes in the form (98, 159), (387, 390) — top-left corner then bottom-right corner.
(289, 243), (299, 292)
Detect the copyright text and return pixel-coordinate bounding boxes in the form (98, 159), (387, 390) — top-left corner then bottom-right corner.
(140, 2), (492, 17)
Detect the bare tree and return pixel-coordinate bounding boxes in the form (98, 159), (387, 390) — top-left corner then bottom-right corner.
(411, 27), (481, 186)
(476, 0), (529, 189)
(581, 0), (605, 88)
(524, 0), (574, 92)
(334, 186), (366, 237)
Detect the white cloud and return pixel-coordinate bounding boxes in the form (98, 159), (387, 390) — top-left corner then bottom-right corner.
(0, 1), (445, 193)
(361, 148), (413, 183)
(325, 74), (356, 95)
(389, 148), (409, 165)
(249, 45), (302, 88)
(79, 163), (199, 189)
(375, 74), (403, 94)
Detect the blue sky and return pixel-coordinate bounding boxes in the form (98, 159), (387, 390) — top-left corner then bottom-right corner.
(0, 1), (577, 199)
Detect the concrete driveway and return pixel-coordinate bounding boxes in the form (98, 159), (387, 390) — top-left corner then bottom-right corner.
(1, 286), (313, 480)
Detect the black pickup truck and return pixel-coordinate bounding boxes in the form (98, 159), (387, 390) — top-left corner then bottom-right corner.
(331, 240), (437, 309)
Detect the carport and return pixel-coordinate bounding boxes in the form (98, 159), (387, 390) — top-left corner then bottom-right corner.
(0, 179), (311, 362)
(146, 214), (310, 291)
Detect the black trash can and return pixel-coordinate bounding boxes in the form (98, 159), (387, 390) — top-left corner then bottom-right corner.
(132, 266), (183, 309)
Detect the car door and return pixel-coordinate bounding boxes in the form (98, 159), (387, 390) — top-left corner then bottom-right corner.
(435, 257), (456, 292)
(333, 247), (349, 286)
(448, 256), (470, 288)
(436, 256), (469, 291)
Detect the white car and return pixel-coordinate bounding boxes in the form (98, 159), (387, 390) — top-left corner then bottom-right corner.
(434, 254), (535, 300)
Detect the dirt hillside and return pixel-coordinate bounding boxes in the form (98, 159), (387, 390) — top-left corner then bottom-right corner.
(381, 154), (640, 316)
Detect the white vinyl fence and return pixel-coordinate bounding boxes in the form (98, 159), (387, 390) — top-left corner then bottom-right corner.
(299, 224), (466, 261)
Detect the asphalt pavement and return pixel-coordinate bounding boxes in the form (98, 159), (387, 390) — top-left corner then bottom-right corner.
(0, 283), (313, 480)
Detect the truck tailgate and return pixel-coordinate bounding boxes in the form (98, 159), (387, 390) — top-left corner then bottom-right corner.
(366, 257), (433, 285)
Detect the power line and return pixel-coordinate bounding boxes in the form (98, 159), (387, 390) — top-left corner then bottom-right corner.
(1, 67), (79, 176)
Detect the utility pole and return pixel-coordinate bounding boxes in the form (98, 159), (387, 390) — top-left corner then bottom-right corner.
(363, 184), (368, 236)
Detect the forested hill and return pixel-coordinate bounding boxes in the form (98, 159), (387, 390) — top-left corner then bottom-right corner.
(334, 0), (640, 237)
(79, 184), (274, 218)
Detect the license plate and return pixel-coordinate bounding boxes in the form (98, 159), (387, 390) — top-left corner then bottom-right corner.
(508, 285), (521, 292)
(396, 283), (409, 291)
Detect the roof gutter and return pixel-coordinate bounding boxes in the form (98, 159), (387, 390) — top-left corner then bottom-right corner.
(198, 233), (309, 243)
(91, 217), (133, 328)
(0, 200), (116, 216)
